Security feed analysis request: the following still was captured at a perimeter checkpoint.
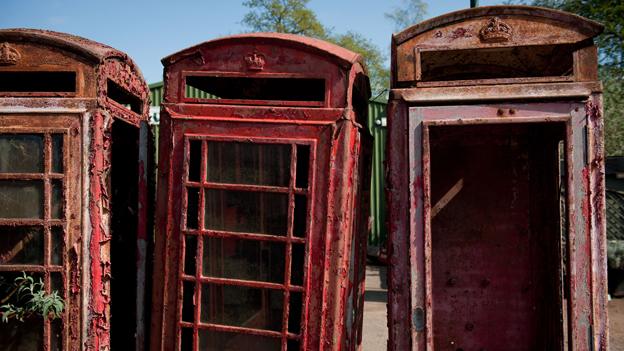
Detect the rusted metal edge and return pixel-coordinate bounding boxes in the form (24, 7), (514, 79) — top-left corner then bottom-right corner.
(0, 28), (128, 64)
(392, 81), (602, 103)
(161, 32), (364, 71)
(393, 5), (604, 45)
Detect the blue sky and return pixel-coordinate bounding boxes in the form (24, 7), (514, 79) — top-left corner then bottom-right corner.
(1, 0), (503, 83)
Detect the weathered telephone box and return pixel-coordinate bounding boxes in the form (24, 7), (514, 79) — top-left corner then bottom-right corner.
(387, 7), (608, 351)
(151, 33), (371, 351)
(0, 29), (151, 351)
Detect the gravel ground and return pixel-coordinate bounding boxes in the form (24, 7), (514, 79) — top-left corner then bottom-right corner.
(611, 298), (624, 351)
(361, 265), (624, 350)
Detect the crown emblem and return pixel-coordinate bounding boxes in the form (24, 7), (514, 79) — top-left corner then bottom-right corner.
(244, 51), (266, 71)
(0, 43), (20, 65)
(479, 17), (513, 43)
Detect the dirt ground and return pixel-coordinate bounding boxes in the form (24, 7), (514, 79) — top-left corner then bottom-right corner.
(361, 265), (624, 350)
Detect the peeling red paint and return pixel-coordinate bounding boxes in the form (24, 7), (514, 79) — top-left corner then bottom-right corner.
(0, 29), (150, 351)
(151, 33), (371, 351)
(388, 6), (608, 351)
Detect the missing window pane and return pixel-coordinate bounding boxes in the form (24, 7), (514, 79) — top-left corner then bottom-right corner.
(0, 226), (44, 265)
(0, 316), (44, 350)
(184, 235), (197, 276)
(287, 339), (300, 351)
(293, 195), (308, 238)
(295, 145), (310, 189)
(51, 272), (64, 296)
(186, 76), (325, 102)
(186, 188), (199, 230)
(188, 140), (202, 182)
(180, 327), (193, 351)
(182, 281), (195, 323)
(291, 244), (305, 287)
(51, 318), (63, 351)
(0, 71), (76, 93)
(288, 291), (303, 334)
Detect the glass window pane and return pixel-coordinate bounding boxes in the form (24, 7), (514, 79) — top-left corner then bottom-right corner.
(0, 226), (44, 265)
(51, 180), (64, 219)
(200, 284), (283, 331)
(51, 134), (63, 174)
(204, 189), (288, 235)
(202, 237), (285, 283)
(51, 227), (63, 266)
(0, 134), (43, 173)
(207, 142), (290, 187)
(0, 180), (44, 219)
(199, 329), (281, 351)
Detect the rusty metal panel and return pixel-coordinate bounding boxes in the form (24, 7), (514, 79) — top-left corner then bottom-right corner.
(152, 33), (371, 351)
(388, 6), (607, 351)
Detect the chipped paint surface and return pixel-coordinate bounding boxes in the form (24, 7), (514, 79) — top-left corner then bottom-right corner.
(388, 6), (607, 351)
(0, 29), (150, 351)
(152, 33), (371, 351)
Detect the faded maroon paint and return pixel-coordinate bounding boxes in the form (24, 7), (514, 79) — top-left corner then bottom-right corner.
(388, 6), (608, 351)
(152, 33), (371, 351)
(0, 29), (151, 351)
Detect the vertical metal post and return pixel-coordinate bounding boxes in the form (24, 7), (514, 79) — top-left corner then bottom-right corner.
(471, 0), (479, 7)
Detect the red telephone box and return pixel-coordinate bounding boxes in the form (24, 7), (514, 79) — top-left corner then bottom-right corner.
(387, 6), (608, 351)
(151, 33), (371, 351)
(0, 29), (151, 350)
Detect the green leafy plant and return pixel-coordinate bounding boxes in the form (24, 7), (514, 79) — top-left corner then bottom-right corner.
(0, 272), (64, 323)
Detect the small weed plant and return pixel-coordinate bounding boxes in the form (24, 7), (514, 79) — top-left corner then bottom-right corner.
(0, 272), (64, 323)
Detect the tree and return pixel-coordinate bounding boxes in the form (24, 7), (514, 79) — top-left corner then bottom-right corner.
(242, 0), (390, 93)
(242, 0), (327, 38)
(509, 0), (624, 155)
(385, 0), (428, 32)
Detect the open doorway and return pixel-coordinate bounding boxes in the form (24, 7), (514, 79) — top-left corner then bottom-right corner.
(110, 120), (140, 349)
(428, 122), (568, 350)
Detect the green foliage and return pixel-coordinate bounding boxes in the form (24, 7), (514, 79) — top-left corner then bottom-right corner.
(242, 0), (327, 38)
(385, 0), (428, 31)
(242, 0), (392, 94)
(0, 272), (64, 323)
(509, 0), (624, 155)
(330, 32), (390, 93)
